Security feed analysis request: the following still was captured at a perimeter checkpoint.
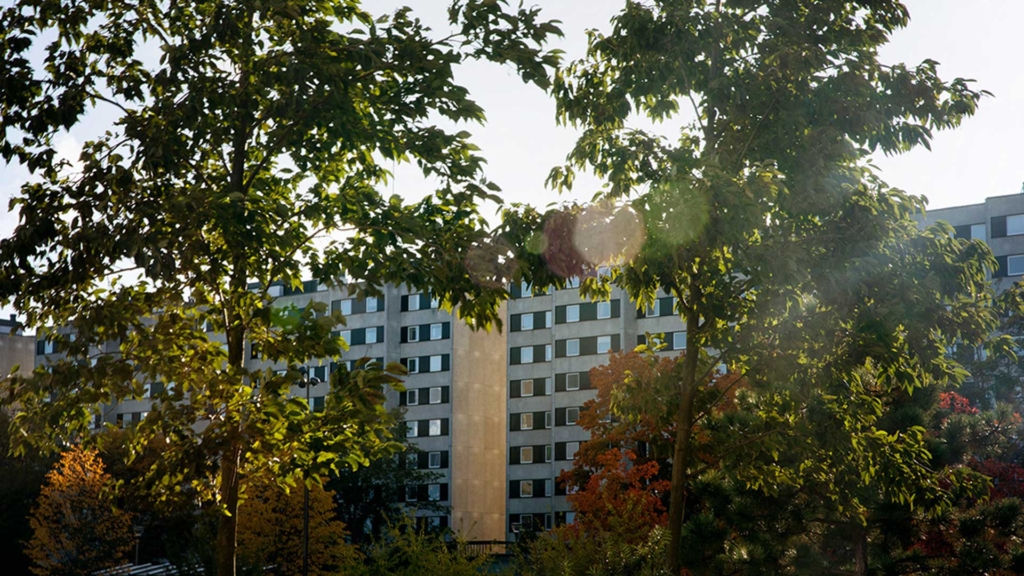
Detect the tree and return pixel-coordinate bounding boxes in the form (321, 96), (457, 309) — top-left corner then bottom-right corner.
(0, 409), (53, 575)
(25, 446), (135, 576)
(356, 513), (492, 576)
(327, 413), (445, 545)
(236, 475), (358, 576)
(502, 1), (995, 572)
(0, 2), (561, 575)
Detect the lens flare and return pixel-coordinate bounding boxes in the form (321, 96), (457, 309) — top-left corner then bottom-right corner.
(573, 201), (646, 266)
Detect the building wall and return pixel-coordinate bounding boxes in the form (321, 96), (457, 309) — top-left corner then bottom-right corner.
(505, 283), (685, 537)
(450, 303), (507, 540)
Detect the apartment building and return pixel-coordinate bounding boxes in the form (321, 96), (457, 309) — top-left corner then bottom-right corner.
(33, 282), (508, 542)
(918, 193), (1024, 293)
(504, 280), (685, 537)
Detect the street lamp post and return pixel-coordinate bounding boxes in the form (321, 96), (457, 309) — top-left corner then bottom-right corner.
(296, 366), (320, 576)
(132, 524), (144, 566)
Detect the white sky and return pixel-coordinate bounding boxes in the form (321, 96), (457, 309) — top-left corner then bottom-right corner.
(1, 0), (1021, 320)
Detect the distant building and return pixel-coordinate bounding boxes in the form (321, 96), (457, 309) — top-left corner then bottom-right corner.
(504, 279), (684, 538)
(1, 313), (34, 380)
(33, 283), (509, 542)
(919, 193), (1024, 293)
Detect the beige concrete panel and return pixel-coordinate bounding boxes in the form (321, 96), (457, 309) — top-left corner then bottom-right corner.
(450, 303), (507, 542)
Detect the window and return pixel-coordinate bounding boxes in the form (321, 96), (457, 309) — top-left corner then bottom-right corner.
(430, 323), (443, 340)
(268, 285), (284, 298)
(521, 446), (534, 464)
(520, 480), (533, 498)
(545, 378), (553, 395)
(566, 441), (580, 459)
(428, 452), (441, 469)
(407, 389), (419, 406)
(366, 296), (380, 312)
(429, 387), (441, 404)
(521, 346), (534, 364)
(545, 445), (553, 462)
(521, 413), (534, 430)
(566, 305), (580, 323)
(430, 296), (440, 309)
(566, 512), (576, 524)
(544, 479), (553, 497)
(408, 295), (421, 311)
(521, 379), (535, 397)
(407, 421), (418, 438)
(366, 327), (380, 344)
(545, 514), (553, 530)
(647, 299), (660, 317)
(429, 355), (441, 372)
(1009, 255), (1024, 276)
(338, 299), (353, 315)
(545, 311), (552, 328)
(567, 277), (581, 288)
(545, 345), (552, 361)
(521, 314), (534, 331)
(428, 484), (441, 501)
(406, 485), (417, 502)
(407, 358), (420, 374)
(519, 282), (532, 298)
(566, 339), (580, 357)
(1009, 214), (1024, 236)
(673, 331), (687, 350)
(408, 326), (420, 342)
(566, 373), (580, 391)
(544, 411), (553, 428)
(407, 452), (418, 469)
(566, 407), (579, 425)
(597, 301), (611, 319)
(338, 330), (352, 344)
(971, 223), (986, 240)
(597, 335), (612, 354)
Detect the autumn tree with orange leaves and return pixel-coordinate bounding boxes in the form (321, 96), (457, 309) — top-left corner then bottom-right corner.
(236, 475), (358, 576)
(559, 346), (744, 543)
(25, 446), (135, 576)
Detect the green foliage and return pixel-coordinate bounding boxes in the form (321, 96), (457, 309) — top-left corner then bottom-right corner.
(0, 1), (561, 574)
(354, 514), (494, 576)
(500, 2), (997, 572)
(0, 410), (53, 575)
(518, 525), (669, 576)
(327, 412), (445, 545)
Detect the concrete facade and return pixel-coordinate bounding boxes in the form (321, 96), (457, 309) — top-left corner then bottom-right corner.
(504, 282), (684, 537)
(32, 283), (509, 541)
(0, 315), (34, 405)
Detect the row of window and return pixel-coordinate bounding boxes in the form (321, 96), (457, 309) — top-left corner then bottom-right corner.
(405, 483), (448, 503)
(510, 512), (576, 532)
(510, 371), (592, 398)
(510, 335), (621, 365)
(331, 295), (384, 316)
(406, 418), (450, 438)
(398, 386), (450, 406)
(637, 331), (687, 351)
(404, 450), (449, 470)
(400, 322), (449, 343)
(401, 293), (440, 312)
(510, 301), (622, 332)
(509, 407), (582, 431)
(400, 354), (450, 374)
(509, 441), (581, 464)
(509, 478), (581, 499)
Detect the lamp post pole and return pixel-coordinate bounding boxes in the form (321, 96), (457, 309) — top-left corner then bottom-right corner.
(132, 525), (144, 566)
(296, 366), (319, 576)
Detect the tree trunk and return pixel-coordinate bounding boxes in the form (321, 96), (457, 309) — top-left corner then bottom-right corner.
(667, 300), (701, 575)
(215, 441), (242, 576)
(854, 524), (868, 576)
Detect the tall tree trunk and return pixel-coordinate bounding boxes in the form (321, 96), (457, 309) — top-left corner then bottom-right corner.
(854, 524), (868, 576)
(216, 441), (242, 576)
(667, 295), (701, 575)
